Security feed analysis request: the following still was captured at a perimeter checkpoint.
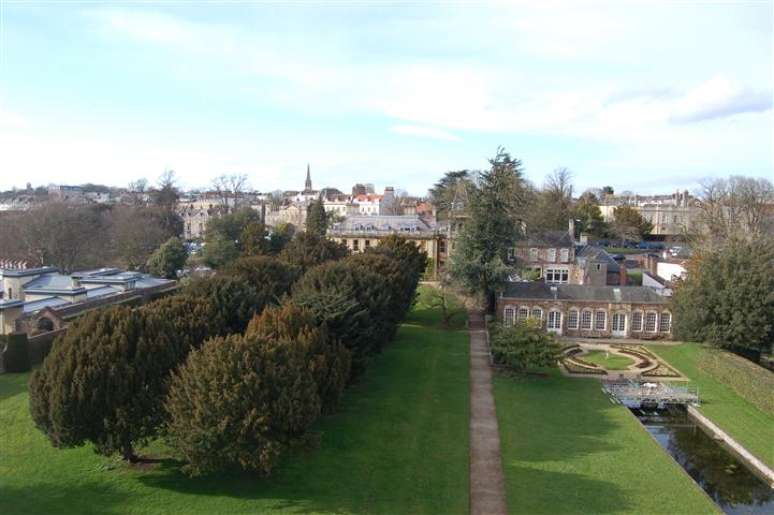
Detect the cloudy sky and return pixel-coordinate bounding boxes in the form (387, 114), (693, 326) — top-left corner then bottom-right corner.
(1, 1), (771, 195)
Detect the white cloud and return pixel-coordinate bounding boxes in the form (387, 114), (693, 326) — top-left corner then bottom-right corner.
(669, 76), (772, 123)
(390, 124), (461, 142)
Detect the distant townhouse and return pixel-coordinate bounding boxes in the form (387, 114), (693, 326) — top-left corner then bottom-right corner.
(496, 282), (672, 339)
(328, 214), (447, 278)
(598, 190), (698, 237)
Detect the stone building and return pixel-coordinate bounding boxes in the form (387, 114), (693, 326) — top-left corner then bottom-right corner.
(598, 190), (699, 237)
(496, 282), (672, 339)
(0, 265), (176, 337)
(328, 214), (447, 278)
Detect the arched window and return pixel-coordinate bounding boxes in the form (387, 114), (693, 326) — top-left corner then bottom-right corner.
(37, 317), (54, 332)
(594, 310), (607, 331)
(580, 309), (593, 330)
(517, 306), (529, 322)
(659, 312), (672, 333)
(531, 307), (543, 321)
(503, 307), (515, 327)
(645, 311), (658, 332)
(547, 310), (562, 330)
(631, 311), (643, 332)
(567, 309), (579, 330)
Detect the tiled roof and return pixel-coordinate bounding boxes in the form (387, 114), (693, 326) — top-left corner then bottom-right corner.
(576, 245), (621, 272)
(502, 282), (667, 304)
(520, 231), (574, 248)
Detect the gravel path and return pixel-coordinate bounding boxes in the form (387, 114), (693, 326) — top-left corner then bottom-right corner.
(468, 311), (508, 515)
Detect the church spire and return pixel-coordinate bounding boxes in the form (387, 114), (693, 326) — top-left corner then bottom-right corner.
(305, 163), (312, 191)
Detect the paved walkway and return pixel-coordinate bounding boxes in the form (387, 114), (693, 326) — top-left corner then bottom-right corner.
(468, 311), (508, 515)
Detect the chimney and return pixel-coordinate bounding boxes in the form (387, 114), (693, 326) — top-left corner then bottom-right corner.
(619, 260), (628, 286)
(568, 218), (575, 240)
(579, 232), (589, 245)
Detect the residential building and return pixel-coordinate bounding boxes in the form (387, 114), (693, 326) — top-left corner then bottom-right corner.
(598, 190), (699, 237)
(496, 282), (672, 339)
(511, 230), (576, 283)
(328, 214), (447, 278)
(0, 264), (176, 337)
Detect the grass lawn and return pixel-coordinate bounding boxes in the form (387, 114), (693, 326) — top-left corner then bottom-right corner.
(493, 371), (719, 515)
(0, 298), (470, 515)
(582, 350), (635, 370)
(648, 343), (774, 469)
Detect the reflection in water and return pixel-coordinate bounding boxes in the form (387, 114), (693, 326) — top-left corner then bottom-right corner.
(635, 409), (773, 515)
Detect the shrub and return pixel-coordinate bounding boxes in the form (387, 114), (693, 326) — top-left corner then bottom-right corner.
(223, 255), (301, 306)
(292, 261), (393, 377)
(2, 333), (31, 373)
(183, 276), (263, 334)
(490, 320), (561, 372)
(371, 235), (427, 307)
(246, 303), (350, 413)
(29, 306), (177, 461)
(147, 236), (187, 279)
(279, 232), (349, 271)
(165, 333), (321, 476)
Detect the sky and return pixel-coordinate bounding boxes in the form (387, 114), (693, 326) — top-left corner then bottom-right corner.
(0, 0), (772, 196)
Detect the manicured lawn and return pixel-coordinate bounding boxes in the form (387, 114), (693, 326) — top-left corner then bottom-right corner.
(0, 299), (470, 515)
(493, 371), (719, 515)
(582, 350), (635, 370)
(648, 343), (774, 469)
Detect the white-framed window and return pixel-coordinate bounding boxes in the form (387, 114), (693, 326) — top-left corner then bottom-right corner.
(659, 312), (672, 333)
(517, 307), (529, 322)
(645, 311), (658, 332)
(632, 311), (643, 332)
(547, 310), (562, 330)
(581, 309), (593, 330)
(504, 307), (515, 327)
(529, 248), (539, 261)
(545, 268), (569, 284)
(547, 248), (557, 262)
(567, 309), (579, 329)
(531, 307), (543, 321)
(594, 310), (607, 331)
(560, 248), (570, 263)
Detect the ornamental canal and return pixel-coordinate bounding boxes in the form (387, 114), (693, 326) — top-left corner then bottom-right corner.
(632, 408), (774, 515)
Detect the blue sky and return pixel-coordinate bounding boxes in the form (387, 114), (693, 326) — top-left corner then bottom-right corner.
(1, 1), (771, 195)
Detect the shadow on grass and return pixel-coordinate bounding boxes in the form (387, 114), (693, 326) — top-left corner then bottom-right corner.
(503, 466), (634, 515)
(0, 372), (31, 402)
(1, 482), (129, 515)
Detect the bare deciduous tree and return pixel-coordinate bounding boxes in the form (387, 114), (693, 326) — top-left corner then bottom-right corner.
(212, 174), (249, 211)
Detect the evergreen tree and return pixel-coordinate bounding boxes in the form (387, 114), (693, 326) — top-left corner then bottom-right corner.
(306, 199), (328, 237)
(672, 239), (774, 357)
(279, 232), (349, 271)
(573, 192), (608, 238)
(448, 148), (528, 310)
(490, 320), (561, 371)
(246, 303), (350, 413)
(292, 261), (392, 377)
(611, 205), (653, 242)
(184, 276), (264, 334)
(146, 236), (188, 278)
(165, 333), (321, 476)
(240, 221), (271, 256)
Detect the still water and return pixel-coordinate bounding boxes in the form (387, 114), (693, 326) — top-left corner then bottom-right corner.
(634, 409), (773, 515)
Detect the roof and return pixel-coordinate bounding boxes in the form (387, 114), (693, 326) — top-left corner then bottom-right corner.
(23, 296), (71, 313)
(576, 245), (620, 273)
(23, 273), (87, 295)
(501, 282), (667, 305)
(0, 298), (23, 311)
(0, 266), (58, 278)
(329, 215), (437, 235)
(520, 231), (574, 248)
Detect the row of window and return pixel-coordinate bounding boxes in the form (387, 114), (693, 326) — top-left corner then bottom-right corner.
(502, 306), (672, 333)
(526, 247), (571, 263)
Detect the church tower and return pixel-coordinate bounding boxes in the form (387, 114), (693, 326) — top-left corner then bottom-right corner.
(304, 163), (312, 192)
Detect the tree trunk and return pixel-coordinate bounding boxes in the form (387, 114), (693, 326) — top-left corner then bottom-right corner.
(122, 444), (138, 463)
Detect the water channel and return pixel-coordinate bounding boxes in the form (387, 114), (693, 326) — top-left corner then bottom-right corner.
(633, 408), (773, 515)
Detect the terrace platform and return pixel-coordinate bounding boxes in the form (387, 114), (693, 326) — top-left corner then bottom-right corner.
(603, 380), (699, 409)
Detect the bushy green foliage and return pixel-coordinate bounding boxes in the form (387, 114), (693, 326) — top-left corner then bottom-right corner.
(279, 232), (349, 271)
(612, 205), (653, 241)
(147, 236), (187, 278)
(29, 306), (176, 460)
(1, 333), (31, 373)
(240, 221), (271, 256)
(246, 303), (350, 413)
(183, 276), (264, 334)
(165, 333), (321, 476)
(672, 239), (774, 356)
(203, 208), (261, 268)
(223, 255), (300, 304)
(573, 192), (608, 238)
(370, 234), (427, 312)
(292, 261), (392, 377)
(345, 253), (405, 332)
(490, 320), (561, 371)
(269, 223), (295, 254)
(306, 199), (328, 237)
